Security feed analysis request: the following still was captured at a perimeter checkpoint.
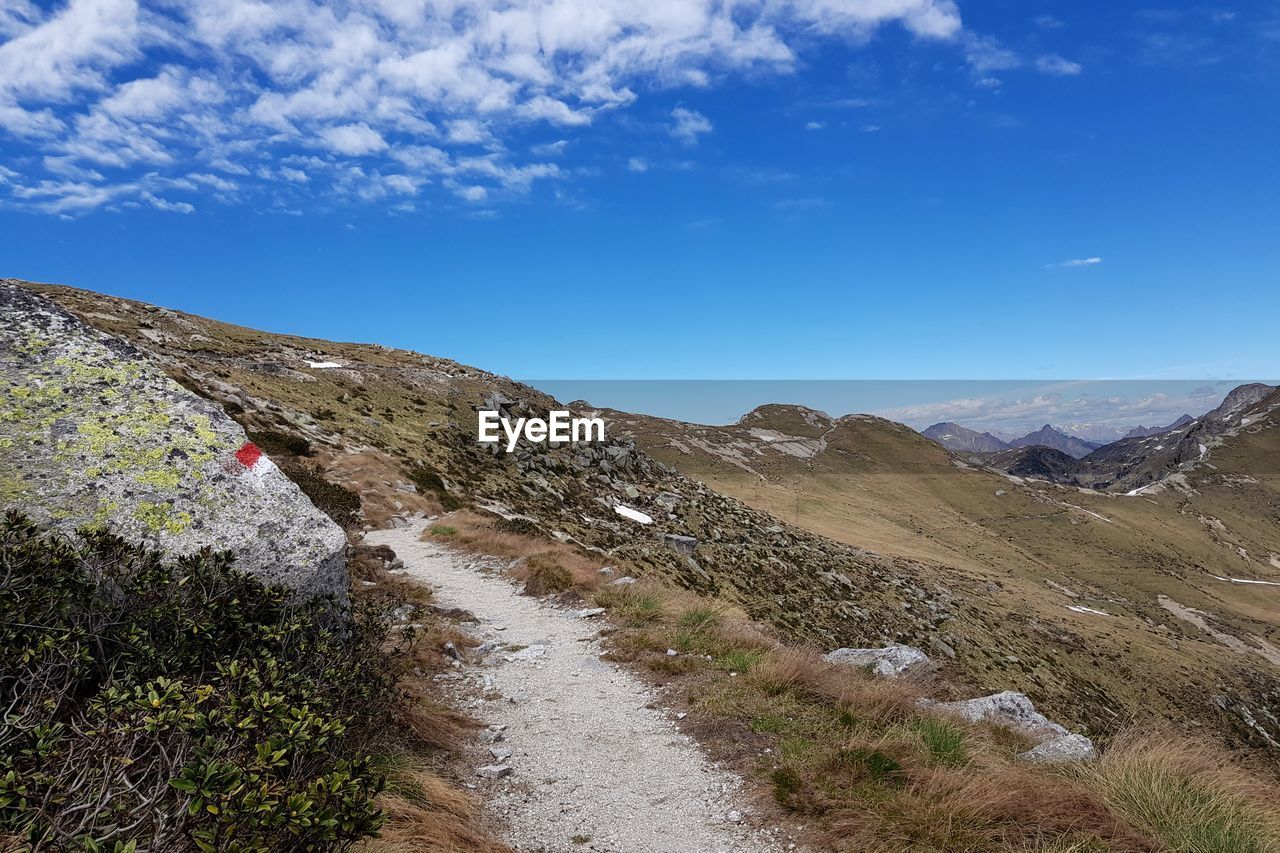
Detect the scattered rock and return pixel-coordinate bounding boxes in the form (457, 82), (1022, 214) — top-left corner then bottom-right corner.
(476, 764), (512, 779)
(610, 576), (637, 587)
(576, 607), (606, 618)
(824, 645), (930, 677)
(489, 746), (514, 761)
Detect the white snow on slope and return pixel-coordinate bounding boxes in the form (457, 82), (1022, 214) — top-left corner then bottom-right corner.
(305, 360), (344, 369)
(1210, 575), (1280, 587)
(614, 505), (653, 525)
(1066, 605), (1110, 616)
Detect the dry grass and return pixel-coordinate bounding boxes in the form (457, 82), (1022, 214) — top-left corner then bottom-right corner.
(423, 510), (606, 595)
(348, 541), (506, 853)
(361, 763), (509, 853)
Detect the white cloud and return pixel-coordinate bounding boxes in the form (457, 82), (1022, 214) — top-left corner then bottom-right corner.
(318, 123), (388, 156)
(0, 0), (972, 214)
(626, 157), (648, 173)
(805, 120), (825, 130)
(669, 106), (712, 145)
(1036, 54), (1083, 76)
(1053, 256), (1103, 268)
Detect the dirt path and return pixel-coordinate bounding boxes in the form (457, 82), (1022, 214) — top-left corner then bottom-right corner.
(366, 521), (797, 853)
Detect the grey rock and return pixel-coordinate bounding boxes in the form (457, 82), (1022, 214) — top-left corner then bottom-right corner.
(476, 764), (511, 779)
(0, 282), (346, 599)
(921, 690), (1097, 763)
(609, 576), (637, 586)
(576, 607), (606, 618)
(1019, 733), (1098, 763)
(662, 534), (698, 557)
(824, 645), (930, 677)
(488, 746), (513, 761)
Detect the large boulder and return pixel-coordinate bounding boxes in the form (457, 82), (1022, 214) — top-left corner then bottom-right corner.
(0, 281), (347, 598)
(824, 645), (930, 677)
(920, 691), (1097, 763)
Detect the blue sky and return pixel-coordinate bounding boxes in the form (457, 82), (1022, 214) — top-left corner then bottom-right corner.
(1, 0), (1278, 387)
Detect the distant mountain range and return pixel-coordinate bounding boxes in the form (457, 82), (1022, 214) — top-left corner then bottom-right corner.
(923, 382), (1279, 492)
(1007, 424), (1099, 458)
(1123, 415), (1194, 439)
(924, 421), (1100, 458)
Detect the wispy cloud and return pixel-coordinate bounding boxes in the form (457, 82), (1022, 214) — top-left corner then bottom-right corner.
(1035, 54), (1083, 76)
(1050, 256), (1103, 268)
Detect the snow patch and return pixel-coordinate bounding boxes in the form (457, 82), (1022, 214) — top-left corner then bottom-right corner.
(305, 360), (344, 369)
(614, 504), (653, 525)
(1065, 605), (1110, 616)
(1210, 575), (1280, 587)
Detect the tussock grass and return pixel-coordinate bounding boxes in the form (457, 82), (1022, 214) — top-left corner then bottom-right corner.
(1078, 733), (1280, 853)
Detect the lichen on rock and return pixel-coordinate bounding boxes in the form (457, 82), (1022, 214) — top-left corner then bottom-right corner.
(0, 281), (347, 599)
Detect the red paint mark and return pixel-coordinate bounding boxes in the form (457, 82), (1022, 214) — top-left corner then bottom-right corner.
(235, 442), (262, 469)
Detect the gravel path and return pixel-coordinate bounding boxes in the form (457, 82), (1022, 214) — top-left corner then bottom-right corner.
(366, 521), (797, 853)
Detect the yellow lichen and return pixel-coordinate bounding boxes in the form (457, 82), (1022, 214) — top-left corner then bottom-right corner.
(134, 501), (192, 535)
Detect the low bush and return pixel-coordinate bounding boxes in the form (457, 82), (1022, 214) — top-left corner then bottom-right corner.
(248, 429), (314, 458)
(0, 512), (395, 851)
(291, 467), (363, 528)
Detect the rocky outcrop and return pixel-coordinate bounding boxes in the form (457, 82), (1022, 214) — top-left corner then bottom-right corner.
(0, 281), (347, 598)
(920, 691), (1097, 763)
(824, 645), (930, 677)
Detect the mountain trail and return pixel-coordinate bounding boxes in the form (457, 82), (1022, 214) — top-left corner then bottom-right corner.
(365, 520), (799, 853)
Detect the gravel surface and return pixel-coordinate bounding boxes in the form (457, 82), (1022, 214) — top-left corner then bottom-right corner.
(366, 521), (799, 853)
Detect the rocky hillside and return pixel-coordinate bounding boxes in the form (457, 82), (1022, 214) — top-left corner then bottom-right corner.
(15, 279), (1280, 766)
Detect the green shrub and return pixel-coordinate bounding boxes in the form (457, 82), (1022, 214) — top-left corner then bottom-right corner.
(495, 516), (543, 538)
(0, 512), (393, 851)
(291, 468), (362, 528)
(428, 525), (457, 537)
(248, 429), (313, 457)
